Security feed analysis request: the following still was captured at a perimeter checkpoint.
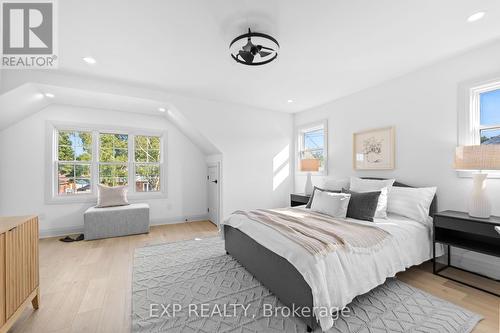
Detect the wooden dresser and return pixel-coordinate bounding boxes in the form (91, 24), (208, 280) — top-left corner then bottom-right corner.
(0, 216), (39, 333)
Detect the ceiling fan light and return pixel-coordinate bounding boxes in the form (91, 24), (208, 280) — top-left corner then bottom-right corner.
(229, 28), (279, 66)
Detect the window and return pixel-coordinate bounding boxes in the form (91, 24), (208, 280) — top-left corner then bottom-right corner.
(57, 131), (92, 195)
(134, 135), (161, 192)
(99, 133), (129, 186)
(297, 120), (327, 174)
(458, 79), (500, 177)
(479, 88), (500, 145)
(461, 80), (500, 146)
(50, 125), (165, 201)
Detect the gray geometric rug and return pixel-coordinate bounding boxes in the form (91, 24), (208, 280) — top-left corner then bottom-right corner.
(133, 237), (482, 333)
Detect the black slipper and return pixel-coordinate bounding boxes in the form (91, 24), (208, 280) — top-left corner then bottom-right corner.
(75, 234), (84, 241)
(59, 236), (75, 242)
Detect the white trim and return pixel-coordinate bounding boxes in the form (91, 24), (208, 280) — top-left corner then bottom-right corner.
(450, 248), (500, 280)
(45, 120), (168, 204)
(207, 161), (222, 227)
(295, 119), (328, 176)
(38, 214), (209, 238)
(457, 76), (500, 178)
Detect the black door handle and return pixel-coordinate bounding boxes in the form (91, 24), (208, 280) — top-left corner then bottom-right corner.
(211, 180), (218, 184)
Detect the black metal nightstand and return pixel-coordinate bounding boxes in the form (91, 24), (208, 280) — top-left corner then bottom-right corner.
(290, 193), (311, 207)
(433, 210), (500, 296)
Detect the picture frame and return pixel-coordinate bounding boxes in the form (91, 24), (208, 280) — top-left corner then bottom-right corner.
(353, 126), (395, 170)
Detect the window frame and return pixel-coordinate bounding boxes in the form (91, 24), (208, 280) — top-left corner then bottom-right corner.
(55, 129), (93, 196)
(133, 135), (162, 193)
(458, 77), (500, 178)
(45, 121), (167, 204)
(295, 120), (328, 176)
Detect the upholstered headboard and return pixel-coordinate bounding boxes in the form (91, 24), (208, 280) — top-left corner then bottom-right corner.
(361, 177), (437, 217)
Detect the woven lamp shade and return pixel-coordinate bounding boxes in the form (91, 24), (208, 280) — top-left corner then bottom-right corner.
(454, 145), (500, 170)
(300, 159), (320, 172)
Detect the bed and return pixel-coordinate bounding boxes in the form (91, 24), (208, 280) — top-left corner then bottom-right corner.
(223, 180), (437, 332)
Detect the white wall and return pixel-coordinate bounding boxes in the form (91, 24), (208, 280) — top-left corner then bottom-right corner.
(0, 105), (208, 236)
(169, 95), (294, 218)
(294, 40), (500, 278)
(0, 70), (295, 221)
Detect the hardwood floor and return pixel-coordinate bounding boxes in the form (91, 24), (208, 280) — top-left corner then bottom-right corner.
(9, 221), (499, 333)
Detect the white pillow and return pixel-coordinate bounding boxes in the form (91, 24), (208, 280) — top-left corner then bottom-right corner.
(349, 177), (396, 219)
(323, 178), (350, 191)
(387, 186), (437, 223)
(311, 190), (351, 218)
(96, 185), (129, 208)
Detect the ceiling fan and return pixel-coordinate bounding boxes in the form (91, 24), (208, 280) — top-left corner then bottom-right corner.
(229, 28), (280, 66)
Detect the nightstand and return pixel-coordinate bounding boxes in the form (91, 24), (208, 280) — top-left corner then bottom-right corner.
(290, 193), (311, 207)
(433, 210), (500, 296)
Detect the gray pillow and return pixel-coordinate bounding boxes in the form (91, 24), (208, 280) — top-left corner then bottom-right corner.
(306, 187), (341, 208)
(341, 188), (381, 222)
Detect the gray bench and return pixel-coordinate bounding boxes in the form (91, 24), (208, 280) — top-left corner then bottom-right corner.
(84, 203), (150, 240)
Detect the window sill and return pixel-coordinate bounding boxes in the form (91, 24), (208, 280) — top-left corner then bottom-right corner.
(45, 192), (168, 205)
(456, 171), (500, 179)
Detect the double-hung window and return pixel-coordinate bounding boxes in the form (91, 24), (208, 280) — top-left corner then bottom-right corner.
(99, 133), (129, 186)
(458, 79), (500, 177)
(57, 131), (92, 195)
(50, 125), (165, 202)
(134, 136), (161, 192)
(461, 81), (500, 146)
(296, 120), (328, 174)
(478, 88), (500, 145)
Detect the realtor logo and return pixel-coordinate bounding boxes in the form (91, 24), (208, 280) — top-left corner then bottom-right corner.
(1, 0), (58, 68)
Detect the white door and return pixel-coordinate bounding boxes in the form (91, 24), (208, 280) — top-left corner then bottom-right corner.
(207, 165), (219, 226)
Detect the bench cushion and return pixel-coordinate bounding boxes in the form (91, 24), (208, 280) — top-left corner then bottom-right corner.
(84, 203), (150, 240)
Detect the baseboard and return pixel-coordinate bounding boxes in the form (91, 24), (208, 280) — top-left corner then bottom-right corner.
(451, 248), (500, 280)
(39, 214), (210, 238)
(150, 214), (210, 226)
(39, 225), (84, 238)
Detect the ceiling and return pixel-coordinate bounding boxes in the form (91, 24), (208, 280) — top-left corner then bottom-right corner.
(9, 1), (500, 112)
(0, 83), (221, 154)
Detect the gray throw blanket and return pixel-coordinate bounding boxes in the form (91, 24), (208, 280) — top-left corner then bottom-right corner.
(232, 208), (391, 257)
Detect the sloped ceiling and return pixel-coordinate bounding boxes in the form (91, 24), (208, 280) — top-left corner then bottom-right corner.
(0, 77), (221, 155)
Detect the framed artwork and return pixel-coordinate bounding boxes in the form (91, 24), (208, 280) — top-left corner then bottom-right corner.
(353, 126), (395, 170)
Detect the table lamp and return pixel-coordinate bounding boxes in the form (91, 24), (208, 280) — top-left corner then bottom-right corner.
(454, 145), (500, 218)
(300, 158), (320, 195)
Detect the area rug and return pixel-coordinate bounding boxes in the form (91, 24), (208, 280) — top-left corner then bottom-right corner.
(132, 237), (482, 333)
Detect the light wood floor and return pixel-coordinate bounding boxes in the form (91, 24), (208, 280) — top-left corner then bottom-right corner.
(8, 221), (499, 333)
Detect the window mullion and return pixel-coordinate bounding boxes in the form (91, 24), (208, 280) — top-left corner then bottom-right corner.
(92, 131), (99, 193)
(129, 134), (135, 194)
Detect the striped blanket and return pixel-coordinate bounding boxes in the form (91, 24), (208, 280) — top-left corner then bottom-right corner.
(232, 208), (390, 257)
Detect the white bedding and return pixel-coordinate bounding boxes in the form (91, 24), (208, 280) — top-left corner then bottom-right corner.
(223, 209), (440, 331)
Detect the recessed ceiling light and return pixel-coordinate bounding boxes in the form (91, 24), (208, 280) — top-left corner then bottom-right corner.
(467, 12), (485, 22)
(287, 99), (294, 103)
(44, 93), (55, 98)
(158, 107), (166, 112)
(82, 56), (96, 64)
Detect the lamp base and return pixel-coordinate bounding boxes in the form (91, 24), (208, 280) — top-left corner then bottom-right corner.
(468, 173), (491, 219)
(304, 172), (313, 195)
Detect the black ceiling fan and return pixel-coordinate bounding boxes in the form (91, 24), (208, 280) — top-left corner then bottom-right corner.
(229, 28), (279, 66)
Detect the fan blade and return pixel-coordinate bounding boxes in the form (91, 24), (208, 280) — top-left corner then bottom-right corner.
(242, 39), (254, 52)
(259, 46), (275, 51)
(258, 50), (272, 57)
(238, 50), (254, 63)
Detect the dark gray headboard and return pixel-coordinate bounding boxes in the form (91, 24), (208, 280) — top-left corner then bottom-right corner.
(361, 178), (437, 217)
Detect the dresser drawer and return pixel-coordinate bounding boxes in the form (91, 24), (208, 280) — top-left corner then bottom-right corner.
(435, 216), (500, 239)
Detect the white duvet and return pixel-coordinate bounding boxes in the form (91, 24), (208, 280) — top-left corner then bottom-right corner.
(223, 209), (440, 331)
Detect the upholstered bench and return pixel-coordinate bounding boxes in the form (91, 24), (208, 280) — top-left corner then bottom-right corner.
(84, 203), (150, 240)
